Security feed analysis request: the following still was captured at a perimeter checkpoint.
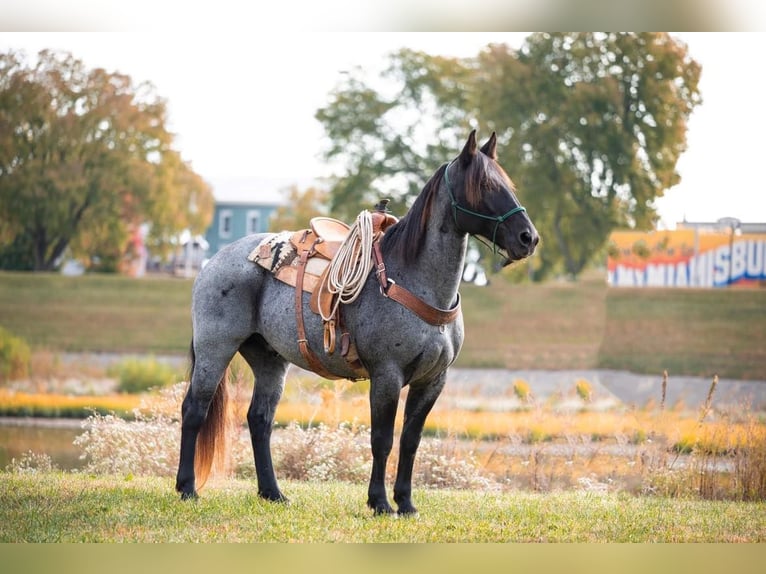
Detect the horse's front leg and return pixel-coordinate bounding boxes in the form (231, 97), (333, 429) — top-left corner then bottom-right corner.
(367, 371), (403, 515)
(394, 372), (447, 515)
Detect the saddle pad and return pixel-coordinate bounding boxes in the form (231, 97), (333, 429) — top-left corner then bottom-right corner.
(248, 232), (329, 293)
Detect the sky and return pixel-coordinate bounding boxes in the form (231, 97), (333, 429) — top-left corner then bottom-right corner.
(1, 32), (765, 228)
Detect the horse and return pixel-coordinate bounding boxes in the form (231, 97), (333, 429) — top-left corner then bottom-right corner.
(175, 130), (539, 515)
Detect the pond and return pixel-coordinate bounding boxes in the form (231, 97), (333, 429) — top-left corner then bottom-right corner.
(0, 419), (85, 471)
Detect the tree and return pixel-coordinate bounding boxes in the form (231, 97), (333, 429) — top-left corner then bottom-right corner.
(268, 185), (329, 232)
(0, 49), (213, 271)
(315, 33), (701, 280)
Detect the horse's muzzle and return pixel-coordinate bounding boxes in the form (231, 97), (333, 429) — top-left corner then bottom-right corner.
(500, 226), (539, 266)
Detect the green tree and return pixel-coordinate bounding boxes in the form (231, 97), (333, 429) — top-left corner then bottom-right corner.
(0, 49), (213, 271)
(315, 33), (701, 280)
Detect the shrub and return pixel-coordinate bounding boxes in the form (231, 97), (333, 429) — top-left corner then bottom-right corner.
(5, 451), (57, 474)
(0, 326), (31, 383)
(575, 379), (593, 402)
(512, 379), (533, 403)
(271, 422), (370, 483)
(109, 356), (180, 393)
(413, 438), (498, 490)
(74, 383), (186, 477)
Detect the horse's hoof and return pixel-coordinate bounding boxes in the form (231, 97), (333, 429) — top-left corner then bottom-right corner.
(397, 504), (419, 517)
(260, 490), (289, 504)
(180, 490), (198, 501)
(368, 501), (396, 516)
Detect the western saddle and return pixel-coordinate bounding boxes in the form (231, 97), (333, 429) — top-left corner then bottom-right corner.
(249, 201), (461, 381)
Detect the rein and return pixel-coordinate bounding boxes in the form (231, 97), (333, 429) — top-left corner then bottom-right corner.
(443, 160), (526, 253)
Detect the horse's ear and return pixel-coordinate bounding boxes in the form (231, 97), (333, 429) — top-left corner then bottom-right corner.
(480, 132), (497, 160)
(459, 130), (478, 166)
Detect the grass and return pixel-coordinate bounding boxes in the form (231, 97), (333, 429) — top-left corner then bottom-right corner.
(2, 270), (765, 379)
(1, 472), (764, 542)
(0, 272), (193, 353)
(598, 287), (766, 380)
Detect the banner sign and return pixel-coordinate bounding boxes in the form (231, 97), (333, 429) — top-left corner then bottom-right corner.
(607, 229), (766, 288)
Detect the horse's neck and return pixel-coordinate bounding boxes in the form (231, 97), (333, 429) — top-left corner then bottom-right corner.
(390, 192), (467, 310)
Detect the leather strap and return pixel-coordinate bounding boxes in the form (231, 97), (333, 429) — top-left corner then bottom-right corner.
(337, 308), (368, 378)
(295, 247), (339, 380)
(371, 242), (461, 326)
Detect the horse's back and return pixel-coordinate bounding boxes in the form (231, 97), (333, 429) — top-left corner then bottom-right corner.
(191, 233), (273, 338)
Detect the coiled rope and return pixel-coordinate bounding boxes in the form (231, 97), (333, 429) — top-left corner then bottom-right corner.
(318, 210), (375, 322)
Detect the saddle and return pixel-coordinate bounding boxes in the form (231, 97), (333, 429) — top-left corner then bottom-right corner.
(249, 204), (397, 380)
(249, 200), (461, 381)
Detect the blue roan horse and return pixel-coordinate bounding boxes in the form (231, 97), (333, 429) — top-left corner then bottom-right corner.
(175, 131), (539, 515)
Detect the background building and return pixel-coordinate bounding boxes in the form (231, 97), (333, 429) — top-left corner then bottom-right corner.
(204, 178), (285, 258)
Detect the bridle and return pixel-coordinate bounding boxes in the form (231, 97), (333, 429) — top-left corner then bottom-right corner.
(443, 159), (527, 253)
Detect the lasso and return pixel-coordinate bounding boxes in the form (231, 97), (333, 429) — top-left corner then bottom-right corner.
(318, 210), (375, 322)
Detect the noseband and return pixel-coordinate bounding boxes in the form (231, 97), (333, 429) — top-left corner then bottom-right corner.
(443, 160), (526, 252)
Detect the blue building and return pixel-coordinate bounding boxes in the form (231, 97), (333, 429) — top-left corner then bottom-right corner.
(205, 178), (285, 257)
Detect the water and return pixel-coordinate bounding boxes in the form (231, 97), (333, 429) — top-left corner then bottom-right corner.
(0, 419), (84, 471)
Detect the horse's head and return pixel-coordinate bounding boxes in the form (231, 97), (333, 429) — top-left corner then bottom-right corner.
(445, 130), (539, 266)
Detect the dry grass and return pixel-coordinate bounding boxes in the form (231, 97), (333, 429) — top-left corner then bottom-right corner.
(8, 365), (757, 502)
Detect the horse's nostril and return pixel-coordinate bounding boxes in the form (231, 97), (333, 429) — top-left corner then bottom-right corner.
(519, 230), (533, 247)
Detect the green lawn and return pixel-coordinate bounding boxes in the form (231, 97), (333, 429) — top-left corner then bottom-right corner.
(2, 270), (765, 379)
(598, 287), (766, 379)
(1, 472), (764, 542)
(0, 272), (193, 353)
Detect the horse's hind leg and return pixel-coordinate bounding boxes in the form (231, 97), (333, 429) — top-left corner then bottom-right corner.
(393, 372), (447, 515)
(239, 335), (290, 502)
(175, 341), (236, 499)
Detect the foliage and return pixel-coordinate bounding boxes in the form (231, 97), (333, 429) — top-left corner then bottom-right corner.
(0, 49), (213, 271)
(108, 356), (180, 393)
(268, 185), (329, 232)
(315, 33), (701, 280)
(0, 326), (30, 382)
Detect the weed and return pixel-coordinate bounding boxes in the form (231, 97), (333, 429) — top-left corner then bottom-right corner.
(698, 374), (719, 423)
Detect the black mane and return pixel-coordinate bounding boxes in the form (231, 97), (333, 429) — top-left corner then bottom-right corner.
(380, 153), (513, 266)
(380, 163), (447, 266)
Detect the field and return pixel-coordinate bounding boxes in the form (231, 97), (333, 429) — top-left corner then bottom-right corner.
(1, 270), (765, 379)
(1, 473), (764, 542)
(2, 270), (765, 544)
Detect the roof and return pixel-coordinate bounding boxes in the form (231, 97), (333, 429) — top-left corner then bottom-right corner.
(209, 176), (318, 206)
(677, 220), (766, 234)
